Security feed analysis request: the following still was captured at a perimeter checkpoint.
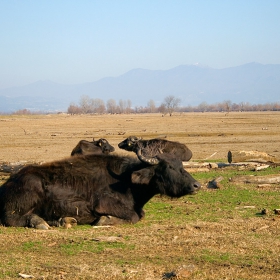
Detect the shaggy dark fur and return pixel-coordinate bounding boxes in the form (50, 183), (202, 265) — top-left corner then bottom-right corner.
(71, 138), (115, 156)
(118, 136), (193, 161)
(0, 153), (200, 229)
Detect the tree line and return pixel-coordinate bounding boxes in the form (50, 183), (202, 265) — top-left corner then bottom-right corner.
(8, 95), (280, 115)
(67, 95), (182, 116)
(67, 95), (280, 115)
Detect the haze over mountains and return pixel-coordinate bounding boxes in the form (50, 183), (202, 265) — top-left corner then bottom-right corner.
(0, 62), (279, 113)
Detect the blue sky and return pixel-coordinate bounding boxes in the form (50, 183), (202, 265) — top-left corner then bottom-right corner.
(1, 0), (279, 89)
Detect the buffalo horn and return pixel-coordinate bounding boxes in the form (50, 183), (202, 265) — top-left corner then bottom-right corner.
(136, 148), (159, 165)
(130, 136), (138, 142)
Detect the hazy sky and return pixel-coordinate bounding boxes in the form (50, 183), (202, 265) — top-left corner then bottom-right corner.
(1, 0), (279, 89)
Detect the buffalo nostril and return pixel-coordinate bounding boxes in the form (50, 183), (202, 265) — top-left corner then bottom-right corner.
(193, 182), (201, 190)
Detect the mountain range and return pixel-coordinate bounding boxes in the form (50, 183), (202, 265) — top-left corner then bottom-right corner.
(0, 62), (280, 113)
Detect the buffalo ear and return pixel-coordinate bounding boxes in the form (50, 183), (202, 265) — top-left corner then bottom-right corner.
(131, 168), (153, 185)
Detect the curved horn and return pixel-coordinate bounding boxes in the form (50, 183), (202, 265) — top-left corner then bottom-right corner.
(129, 136), (141, 143)
(136, 148), (159, 165)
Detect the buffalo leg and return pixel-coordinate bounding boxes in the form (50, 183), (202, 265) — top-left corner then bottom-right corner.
(28, 214), (50, 229)
(44, 200), (98, 225)
(93, 215), (130, 226)
(95, 197), (141, 224)
(3, 213), (50, 229)
(59, 217), (78, 228)
(47, 217), (78, 228)
(94, 207), (146, 226)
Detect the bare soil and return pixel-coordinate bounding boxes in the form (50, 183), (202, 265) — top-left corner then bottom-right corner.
(0, 112), (280, 279)
(0, 111), (280, 163)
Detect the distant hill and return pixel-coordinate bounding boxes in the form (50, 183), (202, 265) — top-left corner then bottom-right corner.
(0, 62), (279, 113)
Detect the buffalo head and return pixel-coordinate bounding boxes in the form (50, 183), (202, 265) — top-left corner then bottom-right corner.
(132, 149), (201, 196)
(118, 136), (141, 152)
(71, 138), (115, 156)
(94, 138), (115, 154)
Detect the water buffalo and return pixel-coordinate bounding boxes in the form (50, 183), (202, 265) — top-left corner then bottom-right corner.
(71, 138), (115, 156)
(118, 136), (193, 161)
(0, 151), (200, 229)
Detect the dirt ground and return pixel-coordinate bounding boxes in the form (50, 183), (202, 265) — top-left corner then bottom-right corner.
(0, 111), (279, 163)
(0, 112), (280, 280)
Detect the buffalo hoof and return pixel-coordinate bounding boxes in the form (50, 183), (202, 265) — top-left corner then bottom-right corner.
(36, 223), (51, 230)
(29, 215), (51, 230)
(94, 216), (129, 226)
(59, 217), (78, 229)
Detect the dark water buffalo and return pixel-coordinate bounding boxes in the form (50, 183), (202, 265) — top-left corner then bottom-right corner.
(0, 151), (200, 229)
(71, 138), (115, 156)
(118, 136), (193, 161)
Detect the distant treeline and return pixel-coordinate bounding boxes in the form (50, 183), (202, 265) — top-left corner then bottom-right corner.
(67, 98), (280, 115)
(4, 96), (280, 115)
(178, 101), (280, 113)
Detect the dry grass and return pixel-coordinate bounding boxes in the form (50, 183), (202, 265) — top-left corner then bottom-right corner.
(0, 111), (280, 163)
(0, 112), (280, 279)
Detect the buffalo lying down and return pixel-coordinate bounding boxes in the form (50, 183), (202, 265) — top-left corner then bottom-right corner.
(71, 138), (115, 156)
(118, 136), (192, 161)
(0, 152), (200, 229)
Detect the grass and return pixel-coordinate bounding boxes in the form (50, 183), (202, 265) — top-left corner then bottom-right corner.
(60, 240), (133, 256)
(1, 156), (280, 277)
(21, 241), (44, 252)
(141, 166), (280, 225)
(1, 112), (280, 279)
(0, 166), (279, 279)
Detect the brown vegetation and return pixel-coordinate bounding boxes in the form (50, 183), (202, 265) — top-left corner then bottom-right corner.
(0, 111), (279, 163)
(0, 112), (280, 279)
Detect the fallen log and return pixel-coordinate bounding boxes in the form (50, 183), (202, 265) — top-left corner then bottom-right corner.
(258, 184), (273, 188)
(0, 161), (35, 174)
(228, 150), (279, 164)
(253, 164), (270, 171)
(182, 162), (210, 168)
(230, 174), (280, 184)
(184, 167), (210, 173)
(183, 161), (270, 170)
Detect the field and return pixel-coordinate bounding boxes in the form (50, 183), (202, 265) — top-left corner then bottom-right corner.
(0, 112), (280, 279)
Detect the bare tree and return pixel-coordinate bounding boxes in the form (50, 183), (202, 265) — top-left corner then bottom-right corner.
(158, 104), (167, 116)
(118, 99), (132, 114)
(118, 99), (126, 114)
(106, 99), (117, 114)
(162, 95), (181, 116)
(147, 99), (156, 113)
(92, 98), (106, 114)
(223, 100), (232, 115)
(79, 95), (94, 114)
(67, 103), (83, 114)
(198, 102), (208, 112)
(126, 99), (132, 114)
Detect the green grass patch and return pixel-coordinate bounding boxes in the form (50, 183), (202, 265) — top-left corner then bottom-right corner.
(21, 241), (44, 252)
(60, 239), (134, 256)
(199, 249), (232, 264)
(143, 166), (280, 224)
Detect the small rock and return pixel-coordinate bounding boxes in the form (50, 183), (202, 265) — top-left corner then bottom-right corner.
(207, 177), (223, 189)
(162, 264), (195, 279)
(19, 273), (34, 279)
(92, 236), (123, 242)
(209, 162), (219, 169)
